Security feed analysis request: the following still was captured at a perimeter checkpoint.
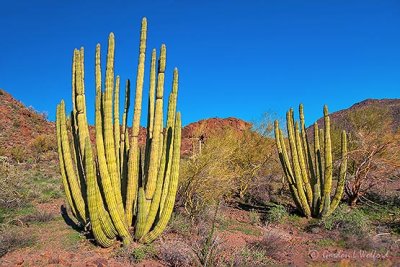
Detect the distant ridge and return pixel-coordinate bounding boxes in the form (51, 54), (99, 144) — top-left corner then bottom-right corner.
(315, 98), (400, 133)
(1, 89), (397, 158)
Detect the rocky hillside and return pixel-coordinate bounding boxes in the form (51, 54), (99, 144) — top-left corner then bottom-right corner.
(0, 89), (55, 158)
(0, 89), (251, 158)
(316, 98), (400, 133)
(181, 117), (251, 155)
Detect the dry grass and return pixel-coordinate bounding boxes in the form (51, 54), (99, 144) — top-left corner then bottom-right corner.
(0, 229), (36, 257)
(250, 227), (292, 261)
(158, 240), (193, 267)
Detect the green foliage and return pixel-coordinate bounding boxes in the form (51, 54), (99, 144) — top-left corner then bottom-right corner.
(179, 131), (238, 217)
(215, 213), (262, 236)
(265, 204), (288, 223)
(314, 238), (337, 247)
(64, 231), (83, 247)
(231, 224), (263, 236)
(0, 161), (18, 209)
(0, 205), (36, 225)
(320, 205), (369, 235)
(249, 210), (261, 225)
(166, 212), (191, 236)
(238, 246), (272, 266)
(29, 172), (62, 203)
(179, 119), (278, 218)
(0, 161), (61, 233)
(130, 244), (156, 263)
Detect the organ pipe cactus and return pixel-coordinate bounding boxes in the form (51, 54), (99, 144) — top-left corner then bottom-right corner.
(274, 104), (347, 218)
(56, 18), (182, 247)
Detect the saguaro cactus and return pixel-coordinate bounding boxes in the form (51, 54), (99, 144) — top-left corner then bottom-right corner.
(56, 18), (182, 247)
(274, 104), (347, 218)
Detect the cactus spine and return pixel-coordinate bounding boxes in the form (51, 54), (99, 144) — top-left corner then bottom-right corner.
(274, 104), (347, 218)
(56, 18), (182, 247)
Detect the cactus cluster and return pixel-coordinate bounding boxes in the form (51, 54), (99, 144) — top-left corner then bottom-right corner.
(274, 104), (348, 218)
(56, 18), (181, 247)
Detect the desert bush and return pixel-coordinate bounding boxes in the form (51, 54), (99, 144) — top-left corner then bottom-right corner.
(0, 163), (60, 229)
(234, 246), (272, 266)
(191, 204), (223, 267)
(264, 204), (288, 224)
(166, 212), (192, 236)
(231, 116), (279, 200)
(130, 244), (157, 263)
(0, 229), (36, 257)
(0, 163), (25, 209)
(243, 174), (284, 207)
(249, 210), (261, 225)
(10, 146), (26, 163)
(321, 205), (369, 234)
(30, 134), (57, 155)
(19, 211), (54, 224)
(24, 171), (62, 203)
(317, 205), (377, 250)
(250, 228), (291, 261)
(158, 240), (193, 267)
(178, 117), (279, 218)
(329, 105), (400, 206)
(178, 131), (238, 217)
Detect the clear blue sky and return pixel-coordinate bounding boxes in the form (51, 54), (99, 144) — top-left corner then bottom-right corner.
(1, 0), (399, 126)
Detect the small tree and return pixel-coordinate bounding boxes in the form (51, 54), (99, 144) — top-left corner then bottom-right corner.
(230, 114), (278, 200)
(178, 114), (279, 217)
(337, 106), (400, 206)
(179, 130), (237, 218)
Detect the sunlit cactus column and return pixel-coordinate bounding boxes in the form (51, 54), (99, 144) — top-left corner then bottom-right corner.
(56, 17), (182, 247)
(274, 104), (347, 218)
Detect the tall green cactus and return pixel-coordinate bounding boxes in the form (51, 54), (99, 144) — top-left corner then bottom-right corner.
(274, 104), (347, 218)
(56, 18), (182, 247)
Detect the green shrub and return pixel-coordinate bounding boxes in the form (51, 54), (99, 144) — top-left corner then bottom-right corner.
(130, 244), (156, 263)
(321, 205), (369, 235)
(265, 204), (288, 223)
(318, 205), (375, 250)
(237, 246), (273, 266)
(166, 212), (191, 236)
(249, 210), (261, 225)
